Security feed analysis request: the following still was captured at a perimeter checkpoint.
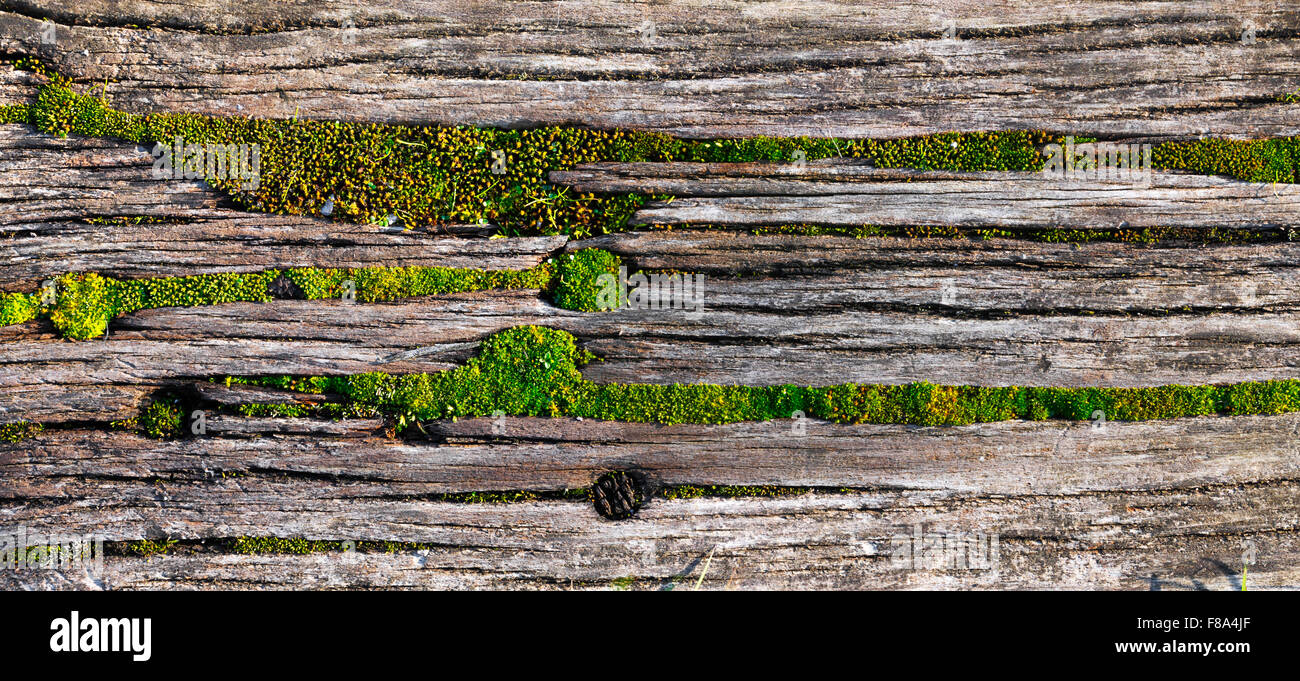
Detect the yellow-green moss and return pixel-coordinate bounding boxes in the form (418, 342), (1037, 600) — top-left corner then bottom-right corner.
(0, 291), (42, 326)
(0, 421), (43, 443)
(11, 59), (1300, 242)
(283, 261), (556, 303)
(1152, 137), (1299, 184)
(658, 485), (811, 500)
(14, 60), (1057, 239)
(0, 103), (30, 124)
(119, 539), (179, 558)
(4, 253), (628, 338)
(240, 326), (1300, 428)
(45, 271), (277, 340)
(553, 248), (624, 311)
(112, 397), (184, 438)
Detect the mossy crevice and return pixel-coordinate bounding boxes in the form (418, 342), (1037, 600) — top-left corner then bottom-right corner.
(234, 326), (1300, 428)
(109, 395), (185, 439)
(0, 421), (44, 442)
(1, 249), (623, 339)
(5, 59), (1299, 241)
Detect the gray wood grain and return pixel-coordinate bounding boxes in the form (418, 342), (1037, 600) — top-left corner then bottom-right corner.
(4, 1), (1299, 591)
(3, 483), (1295, 590)
(1, 2), (1297, 138)
(6, 531), (1288, 590)
(551, 162), (1300, 230)
(5, 413), (1299, 498)
(4, 411), (1297, 590)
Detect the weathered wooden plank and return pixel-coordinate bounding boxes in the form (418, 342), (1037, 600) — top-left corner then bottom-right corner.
(0, 382), (159, 424)
(0, 64), (37, 106)
(4, 412), (1299, 497)
(91, 298), (1300, 393)
(202, 415), (383, 439)
(555, 162), (1018, 193)
(5, 1), (1298, 595)
(0, 129), (234, 224)
(1, 2), (1298, 138)
(8, 532), (1293, 591)
(2, 486), (1296, 590)
(571, 230), (1300, 311)
(555, 163), (1300, 230)
(9, 285), (1300, 422)
(0, 218), (559, 289)
(0, 128), (558, 289)
(191, 382), (338, 407)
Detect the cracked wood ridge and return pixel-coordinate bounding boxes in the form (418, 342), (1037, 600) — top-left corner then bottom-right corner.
(1, 1), (1298, 590)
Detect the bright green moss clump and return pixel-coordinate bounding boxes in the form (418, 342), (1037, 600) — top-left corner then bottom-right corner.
(245, 326), (1300, 428)
(47, 271), (277, 340)
(3, 253), (628, 339)
(49, 273), (118, 340)
(284, 261), (555, 303)
(1152, 137), (1300, 184)
(139, 399), (184, 438)
(553, 248), (624, 311)
(0, 103), (29, 124)
(112, 397), (185, 438)
(0, 291), (42, 326)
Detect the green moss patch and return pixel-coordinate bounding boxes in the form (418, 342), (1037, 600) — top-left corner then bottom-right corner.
(0, 421), (44, 442)
(1153, 137), (1300, 184)
(0, 291), (42, 326)
(0, 103), (30, 124)
(283, 260), (556, 303)
(10, 61), (1055, 239)
(2, 253), (629, 339)
(238, 326), (1300, 428)
(8, 60), (1300, 240)
(110, 396), (185, 438)
(553, 248), (624, 311)
(48, 271), (277, 340)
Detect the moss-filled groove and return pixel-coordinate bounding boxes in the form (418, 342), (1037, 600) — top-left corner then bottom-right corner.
(226, 325), (1300, 428)
(7, 58), (1298, 243)
(0, 248), (621, 340)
